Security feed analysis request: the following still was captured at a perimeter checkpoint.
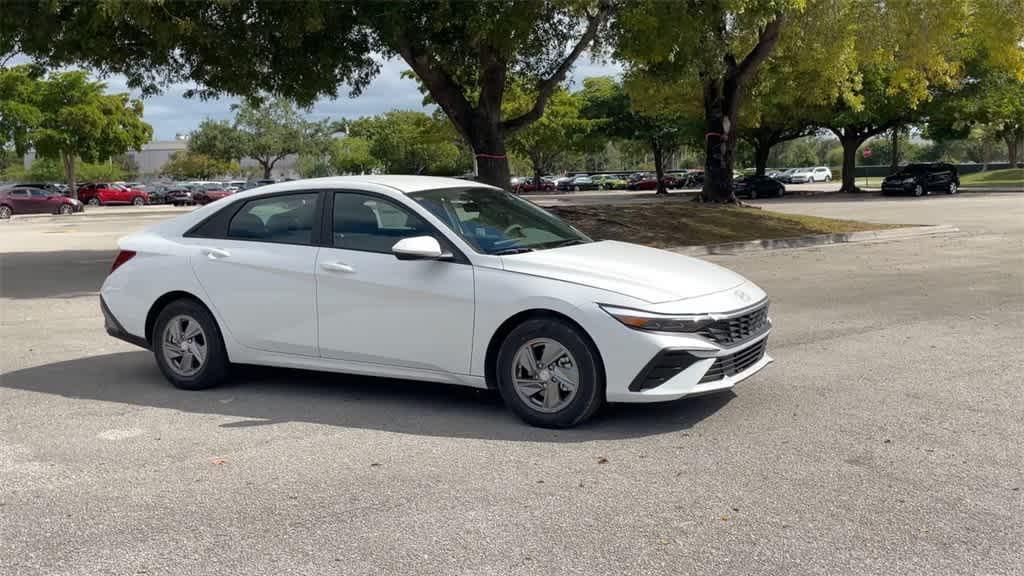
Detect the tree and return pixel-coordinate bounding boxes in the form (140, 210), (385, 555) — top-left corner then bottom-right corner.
(161, 151), (237, 180)
(506, 87), (591, 188)
(3, 1), (610, 190)
(822, 0), (1023, 191)
(581, 77), (696, 194)
(188, 119), (244, 163)
(347, 111), (466, 175)
(330, 137), (377, 175)
(616, 1), (794, 202)
(0, 66), (151, 191)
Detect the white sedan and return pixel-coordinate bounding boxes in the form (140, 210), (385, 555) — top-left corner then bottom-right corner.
(101, 176), (772, 427)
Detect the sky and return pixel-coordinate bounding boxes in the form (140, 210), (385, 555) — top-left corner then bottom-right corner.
(84, 55), (622, 141)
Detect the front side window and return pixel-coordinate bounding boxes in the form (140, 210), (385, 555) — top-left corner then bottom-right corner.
(332, 192), (434, 253)
(227, 193), (318, 244)
(410, 187), (590, 255)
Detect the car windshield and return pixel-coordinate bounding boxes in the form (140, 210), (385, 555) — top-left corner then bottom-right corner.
(897, 164), (931, 175)
(410, 187), (591, 255)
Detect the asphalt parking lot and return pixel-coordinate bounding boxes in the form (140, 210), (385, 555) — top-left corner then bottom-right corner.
(1, 193), (1022, 575)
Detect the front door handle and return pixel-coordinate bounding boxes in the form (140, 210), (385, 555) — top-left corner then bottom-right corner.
(321, 261), (355, 273)
(202, 247), (231, 260)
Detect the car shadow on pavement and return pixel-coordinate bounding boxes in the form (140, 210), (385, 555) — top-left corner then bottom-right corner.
(0, 351), (734, 442)
(1, 250), (116, 299)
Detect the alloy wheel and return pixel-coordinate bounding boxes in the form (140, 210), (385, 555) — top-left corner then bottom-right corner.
(88, 197), (100, 206)
(0, 205), (11, 219)
(59, 204), (73, 215)
(914, 184), (924, 197)
(511, 338), (579, 413)
(133, 197), (145, 206)
(949, 182), (958, 194)
(161, 314), (208, 377)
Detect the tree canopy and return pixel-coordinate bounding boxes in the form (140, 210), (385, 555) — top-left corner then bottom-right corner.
(0, 65), (151, 189)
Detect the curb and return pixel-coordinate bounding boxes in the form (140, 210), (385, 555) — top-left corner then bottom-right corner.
(5, 206), (191, 222)
(667, 224), (960, 256)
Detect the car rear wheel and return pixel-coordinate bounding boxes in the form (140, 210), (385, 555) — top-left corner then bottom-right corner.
(913, 184), (924, 197)
(153, 299), (229, 390)
(0, 205), (12, 219)
(948, 182), (958, 194)
(496, 317), (603, 428)
(58, 204), (73, 215)
(777, 186), (785, 197)
(749, 189), (758, 199)
(87, 197), (101, 206)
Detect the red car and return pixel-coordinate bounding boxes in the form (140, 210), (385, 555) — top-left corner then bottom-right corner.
(0, 186), (84, 219)
(77, 183), (149, 206)
(627, 174), (682, 191)
(193, 188), (234, 205)
(514, 178), (555, 193)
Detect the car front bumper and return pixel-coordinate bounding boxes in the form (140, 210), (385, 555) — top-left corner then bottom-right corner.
(581, 283), (774, 403)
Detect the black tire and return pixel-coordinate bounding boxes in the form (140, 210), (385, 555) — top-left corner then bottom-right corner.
(913, 184), (924, 197)
(152, 298), (229, 390)
(495, 317), (603, 428)
(777, 185), (785, 197)
(58, 204), (73, 215)
(948, 181), (958, 194)
(132, 196), (145, 206)
(0, 205), (12, 219)
(88, 197), (101, 206)
(749, 189), (758, 200)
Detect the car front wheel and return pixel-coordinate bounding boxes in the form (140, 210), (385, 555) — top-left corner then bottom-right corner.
(153, 299), (229, 390)
(132, 196), (145, 206)
(914, 184), (924, 197)
(496, 317), (603, 428)
(58, 204), (73, 215)
(948, 182), (958, 194)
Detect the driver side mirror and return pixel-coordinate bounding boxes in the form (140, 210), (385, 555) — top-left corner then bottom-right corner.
(392, 235), (452, 261)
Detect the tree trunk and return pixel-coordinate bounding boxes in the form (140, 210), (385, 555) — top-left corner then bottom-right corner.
(1006, 132), (1020, 168)
(261, 161), (272, 179)
(890, 127), (900, 173)
(652, 141), (668, 195)
(753, 140), (770, 177)
(839, 135), (865, 193)
(468, 115), (511, 190)
(701, 78), (739, 203)
(62, 151), (76, 196)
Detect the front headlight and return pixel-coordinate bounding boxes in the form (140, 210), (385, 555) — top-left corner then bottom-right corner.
(601, 305), (715, 333)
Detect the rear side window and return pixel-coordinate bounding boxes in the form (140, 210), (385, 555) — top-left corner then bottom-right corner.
(332, 192), (434, 253)
(227, 193), (318, 245)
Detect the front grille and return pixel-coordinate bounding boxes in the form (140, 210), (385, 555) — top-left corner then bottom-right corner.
(699, 338), (768, 383)
(698, 304), (770, 346)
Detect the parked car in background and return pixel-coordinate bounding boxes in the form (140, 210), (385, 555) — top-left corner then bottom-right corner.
(514, 177), (556, 193)
(734, 175), (785, 199)
(627, 173), (682, 191)
(592, 174), (628, 190)
(809, 166), (832, 182)
(774, 168), (797, 183)
(166, 189), (196, 206)
(557, 175), (599, 192)
(785, 168), (816, 184)
(882, 163), (960, 197)
(193, 185), (234, 205)
(0, 186), (83, 218)
(77, 183), (149, 206)
(11, 182), (68, 196)
(101, 175), (772, 428)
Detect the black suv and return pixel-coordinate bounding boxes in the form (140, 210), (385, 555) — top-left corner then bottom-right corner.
(882, 163), (960, 197)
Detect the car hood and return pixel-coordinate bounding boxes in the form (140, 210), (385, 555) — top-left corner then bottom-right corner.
(499, 240), (748, 304)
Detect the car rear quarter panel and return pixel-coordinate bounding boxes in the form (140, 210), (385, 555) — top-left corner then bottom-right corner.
(100, 233), (233, 350)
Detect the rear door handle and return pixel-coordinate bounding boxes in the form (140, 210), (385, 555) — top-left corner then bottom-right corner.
(321, 261), (355, 273)
(202, 247), (231, 260)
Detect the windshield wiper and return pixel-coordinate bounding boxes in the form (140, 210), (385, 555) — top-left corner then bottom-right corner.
(492, 247), (535, 255)
(544, 238), (587, 249)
